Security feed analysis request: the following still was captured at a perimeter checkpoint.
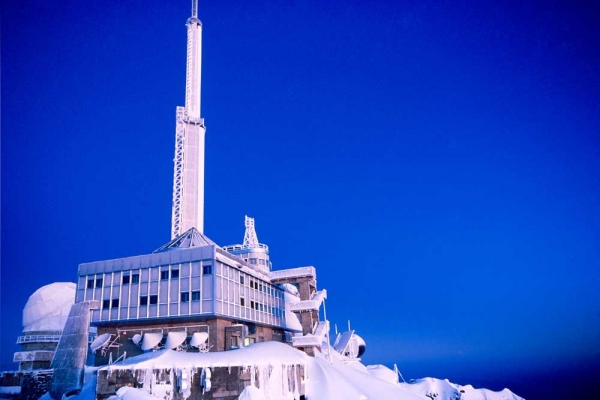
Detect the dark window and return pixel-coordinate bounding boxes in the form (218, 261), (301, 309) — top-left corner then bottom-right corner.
(112, 298), (119, 308)
(87, 279), (94, 289)
(240, 275), (245, 285)
(191, 291), (200, 301)
(259, 303), (264, 312)
(122, 275), (130, 284)
(140, 296), (148, 306)
(240, 297), (245, 307)
(160, 271), (169, 280)
(181, 292), (190, 302)
(250, 258), (257, 265)
(131, 274), (139, 284)
(102, 299), (110, 309)
(171, 270), (179, 279)
(149, 295), (158, 305)
(202, 265), (212, 275)
(259, 284), (263, 292)
(95, 278), (103, 288)
(250, 300), (255, 309)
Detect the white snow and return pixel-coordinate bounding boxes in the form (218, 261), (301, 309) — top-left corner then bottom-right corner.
(37, 342), (524, 400)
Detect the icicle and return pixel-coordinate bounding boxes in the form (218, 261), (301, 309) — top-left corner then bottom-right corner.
(293, 364), (300, 400)
(250, 365), (256, 387)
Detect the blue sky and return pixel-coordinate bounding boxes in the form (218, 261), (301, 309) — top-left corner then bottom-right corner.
(2, 1), (599, 397)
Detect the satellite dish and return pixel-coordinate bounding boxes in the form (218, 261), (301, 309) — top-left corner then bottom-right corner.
(165, 331), (187, 350)
(141, 332), (163, 351)
(131, 334), (142, 345)
(354, 334), (367, 357)
(190, 332), (209, 347)
(90, 333), (111, 352)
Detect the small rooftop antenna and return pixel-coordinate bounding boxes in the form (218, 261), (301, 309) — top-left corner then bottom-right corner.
(243, 215), (259, 248)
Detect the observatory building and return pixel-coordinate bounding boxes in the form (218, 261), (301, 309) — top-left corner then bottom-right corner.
(13, 283), (77, 371)
(73, 0), (328, 365)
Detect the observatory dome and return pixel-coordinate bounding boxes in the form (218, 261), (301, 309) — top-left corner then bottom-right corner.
(22, 282), (76, 333)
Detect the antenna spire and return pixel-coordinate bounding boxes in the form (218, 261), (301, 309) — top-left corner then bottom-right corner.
(192, 0), (198, 18)
(171, 0), (206, 239)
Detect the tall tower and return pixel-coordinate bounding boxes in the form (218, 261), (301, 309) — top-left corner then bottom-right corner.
(172, 0), (206, 239)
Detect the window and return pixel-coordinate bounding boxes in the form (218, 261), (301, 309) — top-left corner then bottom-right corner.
(122, 275), (130, 284)
(259, 284), (263, 292)
(171, 270), (179, 279)
(160, 270), (169, 280)
(131, 274), (139, 284)
(250, 300), (255, 309)
(191, 291), (200, 301)
(95, 278), (103, 288)
(87, 279), (94, 289)
(259, 259), (265, 265)
(250, 258), (257, 265)
(259, 303), (264, 312)
(140, 296), (148, 306)
(181, 292), (190, 302)
(149, 295), (158, 305)
(240, 297), (245, 307)
(112, 298), (119, 308)
(240, 275), (245, 285)
(202, 265), (212, 275)
(102, 299), (110, 309)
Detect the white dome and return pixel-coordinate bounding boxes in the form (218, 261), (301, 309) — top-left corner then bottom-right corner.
(22, 282), (76, 333)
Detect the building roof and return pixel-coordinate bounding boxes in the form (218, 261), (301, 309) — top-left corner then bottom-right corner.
(153, 227), (219, 253)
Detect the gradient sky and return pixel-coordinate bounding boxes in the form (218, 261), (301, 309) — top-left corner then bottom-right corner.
(2, 1), (599, 398)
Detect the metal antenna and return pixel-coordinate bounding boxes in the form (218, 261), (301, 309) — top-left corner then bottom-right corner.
(243, 216), (260, 248)
(192, 0), (198, 18)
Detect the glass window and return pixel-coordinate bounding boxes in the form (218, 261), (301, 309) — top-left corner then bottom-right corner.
(250, 258), (257, 265)
(160, 271), (169, 280)
(181, 292), (190, 302)
(203, 265), (212, 275)
(102, 299), (110, 309)
(191, 291), (200, 301)
(140, 296), (148, 306)
(171, 270), (179, 279)
(250, 300), (255, 309)
(240, 297), (245, 307)
(122, 275), (130, 285)
(240, 275), (245, 285)
(112, 298), (119, 308)
(87, 279), (94, 289)
(95, 277), (103, 288)
(131, 274), (139, 284)
(150, 295), (158, 305)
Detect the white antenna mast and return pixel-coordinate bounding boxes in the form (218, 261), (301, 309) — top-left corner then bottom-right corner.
(171, 0), (206, 238)
(243, 216), (259, 248)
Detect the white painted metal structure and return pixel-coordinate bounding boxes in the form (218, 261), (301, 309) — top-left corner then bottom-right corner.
(172, 0), (206, 239)
(243, 216), (259, 248)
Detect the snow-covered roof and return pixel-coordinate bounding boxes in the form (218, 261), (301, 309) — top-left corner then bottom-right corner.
(153, 228), (218, 253)
(103, 341), (309, 371)
(22, 282), (76, 333)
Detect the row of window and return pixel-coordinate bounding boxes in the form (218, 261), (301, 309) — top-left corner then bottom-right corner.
(239, 298), (283, 316)
(239, 276), (281, 298)
(101, 291), (202, 309)
(86, 265), (212, 289)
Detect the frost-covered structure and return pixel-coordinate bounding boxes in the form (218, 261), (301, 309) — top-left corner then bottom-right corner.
(14, 282), (77, 370)
(74, 0), (330, 367)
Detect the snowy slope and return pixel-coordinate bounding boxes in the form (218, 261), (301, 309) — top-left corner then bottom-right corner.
(53, 342), (524, 400)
